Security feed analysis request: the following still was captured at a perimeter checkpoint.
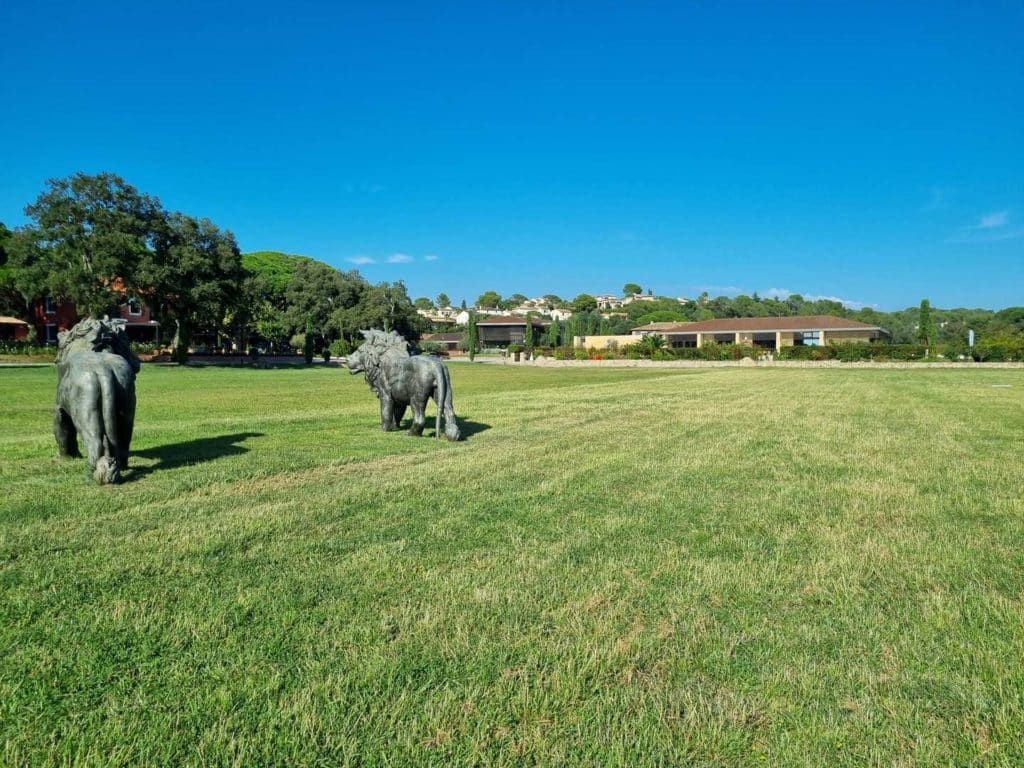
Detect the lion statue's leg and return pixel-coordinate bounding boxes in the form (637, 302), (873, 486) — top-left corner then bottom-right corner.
(380, 396), (394, 431)
(53, 405), (80, 458)
(76, 400), (106, 474)
(394, 402), (408, 430)
(409, 397), (427, 436)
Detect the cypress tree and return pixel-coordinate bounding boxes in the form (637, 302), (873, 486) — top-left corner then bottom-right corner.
(304, 316), (314, 364)
(466, 311), (478, 361)
(523, 316), (534, 352)
(918, 299), (935, 352)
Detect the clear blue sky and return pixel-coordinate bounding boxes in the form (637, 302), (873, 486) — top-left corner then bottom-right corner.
(2, 1), (1021, 310)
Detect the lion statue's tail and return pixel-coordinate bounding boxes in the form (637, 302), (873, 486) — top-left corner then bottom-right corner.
(94, 370), (122, 484)
(436, 363), (461, 441)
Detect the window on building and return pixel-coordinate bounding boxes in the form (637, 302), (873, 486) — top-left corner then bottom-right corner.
(44, 296), (57, 315)
(45, 324), (58, 344)
(127, 297), (143, 316)
(795, 331), (821, 347)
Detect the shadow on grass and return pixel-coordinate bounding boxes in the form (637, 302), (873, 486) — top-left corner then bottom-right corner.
(457, 419), (491, 439)
(129, 432), (264, 478)
(394, 418), (491, 440)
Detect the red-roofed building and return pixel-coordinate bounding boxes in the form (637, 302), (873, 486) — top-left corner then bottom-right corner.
(31, 294), (160, 345)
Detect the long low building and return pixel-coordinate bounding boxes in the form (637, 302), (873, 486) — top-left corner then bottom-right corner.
(632, 315), (889, 349)
(475, 315), (549, 347)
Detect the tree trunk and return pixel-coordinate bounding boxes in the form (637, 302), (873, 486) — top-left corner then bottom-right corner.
(172, 318), (190, 365)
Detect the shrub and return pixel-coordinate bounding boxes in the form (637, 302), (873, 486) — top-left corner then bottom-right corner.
(418, 340), (447, 357)
(697, 340), (727, 360)
(329, 338), (353, 357)
(832, 343), (865, 363)
(573, 347), (588, 360)
(0, 340), (56, 358)
(975, 339), (1023, 362)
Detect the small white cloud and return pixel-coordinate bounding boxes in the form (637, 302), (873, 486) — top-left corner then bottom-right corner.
(424, 254), (439, 262)
(976, 211), (1008, 229)
(762, 288), (873, 310)
(802, 294), (875, 311)
(387, 253), (413, 263)
(950, 211), (1021, 242)
(347, 255), (375, 265)
(692, 284), (746, 296)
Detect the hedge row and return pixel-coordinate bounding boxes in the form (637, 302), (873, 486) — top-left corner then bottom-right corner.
(555, 341), (1022, 362)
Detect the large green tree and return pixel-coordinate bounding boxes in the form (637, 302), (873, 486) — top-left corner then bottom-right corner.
(623, 282), (642, 296)
(542, 294), (565, 309)
(476, 290), (502, 309)
(0, 222), (31, 322)
(285, 260), (366, 346)
(140, 213), (245, 362)
(570, 293), (598, 313)
(242, 251), (311, 304)
(240, 251), (311, 351)
(340, 280), (424, 341)
(8, 172), (164, 317)
(502, 293), (528, 310)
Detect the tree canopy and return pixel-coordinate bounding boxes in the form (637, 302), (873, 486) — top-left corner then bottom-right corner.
(570, 293), (598, 313)
(140, 213), (245, 361)
(476, 290), (502, 309)
(8, 172), (164, 317)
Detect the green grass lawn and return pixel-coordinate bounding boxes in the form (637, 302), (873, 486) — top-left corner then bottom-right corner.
(2, 364), (1023, 766)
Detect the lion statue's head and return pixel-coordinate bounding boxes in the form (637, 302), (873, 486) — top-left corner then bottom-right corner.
(57, 317), (141, 374)
(344, 329), (410, 392)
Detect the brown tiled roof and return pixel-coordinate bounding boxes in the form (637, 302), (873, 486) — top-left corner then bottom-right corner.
(0, 316), (29, 325)
(475, 315), (548, 326)
(638, 315), (887, 334)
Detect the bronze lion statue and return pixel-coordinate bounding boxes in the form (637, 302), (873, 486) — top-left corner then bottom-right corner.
(54, 317), (141, 484)
(345, 329), (460, 440)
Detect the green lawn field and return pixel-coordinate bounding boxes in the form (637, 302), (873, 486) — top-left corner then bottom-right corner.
(2, 364), (1023, 766)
